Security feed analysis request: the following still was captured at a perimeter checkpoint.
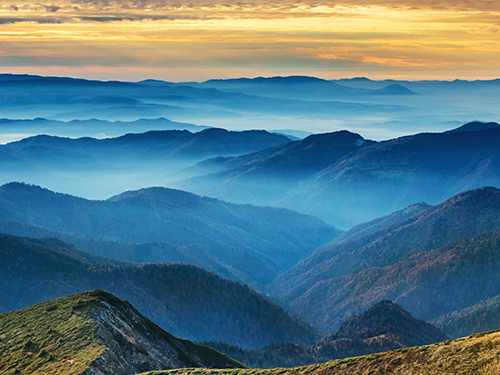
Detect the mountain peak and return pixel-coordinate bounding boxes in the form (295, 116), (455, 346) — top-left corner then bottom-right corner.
(330, 300), (449, 347)
(446, 121), (500, 133)
(0, 290), (244, 375)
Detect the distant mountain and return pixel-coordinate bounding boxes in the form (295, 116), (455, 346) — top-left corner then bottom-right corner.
(269, 187), (500, 336)
(435, 295), (500, 339)
(196, 76), (417, 100)
(175, 130), (375, 206)
(0, 117), (209, 139)
(321, 202), (431, 248)
(0, 183), (340, 287)
(0, 233), (322, 348)
(158, 329), (500, 375)
(177, 123), (500, 228)
(445, 120), (500, 133)
(3, 127), (290, 164)
(205, 300), (448, 368)
(0, 128), (291, 199)
(0, 219), (239, 279)
(0, 290), (244, 375)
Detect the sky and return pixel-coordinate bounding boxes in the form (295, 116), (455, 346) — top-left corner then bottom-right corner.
(0, 1), (499, 82)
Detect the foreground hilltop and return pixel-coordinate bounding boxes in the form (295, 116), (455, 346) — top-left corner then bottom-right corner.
(147, 330), (500, 375)
(0, 290), (244, 375)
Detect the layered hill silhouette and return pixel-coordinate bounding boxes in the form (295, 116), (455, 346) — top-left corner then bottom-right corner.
(0, 182), (340, 287)
(269, 187), (500, 337)
(0, 290), (244, 375)
(205, 300), (448, 368)
(0, 233), (321, 348)
(156, 329), (500, 375)
(178, 122), (500, 228)
(0, 128), (291, 199)
(175, 130), (375, 206)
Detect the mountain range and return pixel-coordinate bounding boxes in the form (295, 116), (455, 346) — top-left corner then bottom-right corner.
(176, 121), (500, 228)
(0, 182), (340, 288)
(269, 186), (500, 337)
(204, 300), (449, 368)
(3, 73), (500, 140)
(0, 233), (320, 349)
(0, 128), (291, 199)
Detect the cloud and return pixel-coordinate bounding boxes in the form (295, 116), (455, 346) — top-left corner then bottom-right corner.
(43, 5), (61, 13)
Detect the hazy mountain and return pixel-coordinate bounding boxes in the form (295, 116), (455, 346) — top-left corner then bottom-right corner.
(269, 187), (500, 335)
(320, 202), (431, 248)
(0, 233), (322, 348)
(176, 122), (500, 228)
(435, 295), (500, 339)
(0, 183), (340, 287)
(157, 329), (500, 375)
(188, 76), (416, 101)
(0, 289), (244, 375)
(175, 130), (375, 206)
(0, 74), (408, 133)
(0, 117), (209, 140)
(445, 120), (500, 133)
(205, 300), (448, 368)
(0, 219), (241, 280)
(0, 128), (291, 199)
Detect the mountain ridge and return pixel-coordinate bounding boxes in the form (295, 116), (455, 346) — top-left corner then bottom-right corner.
(0, 289), (244, 375)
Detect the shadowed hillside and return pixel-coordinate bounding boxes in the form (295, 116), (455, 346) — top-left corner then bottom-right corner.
(203, 301), (448, 368)
(0, 233), (321, 349)
(0, 182), (341, 288)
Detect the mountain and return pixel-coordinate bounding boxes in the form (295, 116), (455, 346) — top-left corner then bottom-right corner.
(178, 122), (500, 228)
(445, 120), (500, 133)
(329, 300), (449, 347)
(0, 117), (209, 139)
(196, 76), (416, 100)
(0, 219), (238, 279)
(321, 202), (431, 248)
(276, 123), (500, 227)
(175, 130), (375, 206)
(0, 128), (291, 199)
(0, 183), (341, 288)
(269, 187), (500, 335)
(0, 233), (322, 348)
(0, 290), (244, 375)
(204, 300), (448, 368)
(144, 329), (500, 375)
(435, 295), (500, 339)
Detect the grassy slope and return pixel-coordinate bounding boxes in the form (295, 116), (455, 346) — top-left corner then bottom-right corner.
(0, 291), (105, 375)
(0, 290), (245, 375)
(141, 330), (500, 375)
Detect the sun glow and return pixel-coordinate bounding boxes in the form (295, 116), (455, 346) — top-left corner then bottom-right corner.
(0, 1), (499, 80)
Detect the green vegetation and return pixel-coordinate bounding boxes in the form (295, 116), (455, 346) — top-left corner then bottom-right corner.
(0, 290), (106, 375)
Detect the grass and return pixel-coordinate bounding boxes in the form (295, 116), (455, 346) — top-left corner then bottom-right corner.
(137, 329), (500, 375)
(0, 290), (107, 375)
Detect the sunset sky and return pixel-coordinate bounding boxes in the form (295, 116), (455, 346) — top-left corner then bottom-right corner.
(1, 1), (499, 81)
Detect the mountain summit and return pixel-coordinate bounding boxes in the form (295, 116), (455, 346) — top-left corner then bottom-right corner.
(0, 290), (244, 375)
